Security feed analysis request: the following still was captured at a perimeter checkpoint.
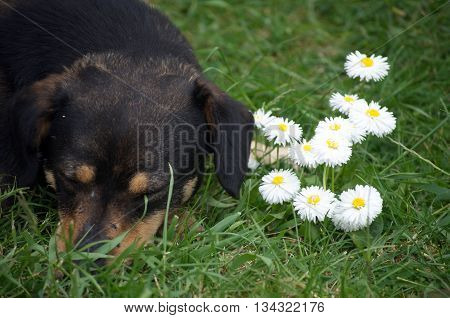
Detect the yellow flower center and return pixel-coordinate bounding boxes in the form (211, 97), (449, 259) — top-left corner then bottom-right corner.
(326, 139), (338, 149)
(352, 197), (366, 209)
(278, 123), (288, 132)
(361, 57), (374, 67)
(272, 176), (284, 185)
(366, 108), (380, 118)
(303, 144), (312, 152)
(307, 195), (321, 205)
(344, 95), (355, 103)
(329, 123), (341, 131)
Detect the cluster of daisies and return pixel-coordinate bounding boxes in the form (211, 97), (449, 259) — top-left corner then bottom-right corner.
(253, 51), (394, 232)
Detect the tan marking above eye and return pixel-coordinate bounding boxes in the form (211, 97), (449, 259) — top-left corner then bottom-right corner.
(129, 172), (150, 194)
(182, 176), (198, 203)
(75, 165), (96, 184)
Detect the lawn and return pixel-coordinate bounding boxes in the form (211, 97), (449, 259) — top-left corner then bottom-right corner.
(0, 0), (449, 297)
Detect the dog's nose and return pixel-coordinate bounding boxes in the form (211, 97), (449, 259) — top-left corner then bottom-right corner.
(75, 223), (108, 253)
(74, 226), (112, 267)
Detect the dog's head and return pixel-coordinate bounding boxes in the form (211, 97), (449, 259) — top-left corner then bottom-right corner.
(4, 54), (254, 254)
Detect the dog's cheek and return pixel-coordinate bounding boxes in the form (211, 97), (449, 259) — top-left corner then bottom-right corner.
(55, 207), (91, 252)
(55, 215), (75, 252)
(109, 210), (165, 257)
(181, 176), (198, 203)
(44, 169), (57, 190)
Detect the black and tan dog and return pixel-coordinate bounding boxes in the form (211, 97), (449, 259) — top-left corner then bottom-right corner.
(0, 0), (253, 256)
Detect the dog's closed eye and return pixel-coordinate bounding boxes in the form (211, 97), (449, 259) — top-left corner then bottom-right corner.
(128, 172), (169, 200)
(54, 163), (96, 190)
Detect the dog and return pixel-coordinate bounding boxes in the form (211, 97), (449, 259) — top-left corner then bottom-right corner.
(0, 0), (254, 258)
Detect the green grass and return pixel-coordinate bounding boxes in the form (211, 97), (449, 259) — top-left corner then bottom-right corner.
(1, 0), (449, 297)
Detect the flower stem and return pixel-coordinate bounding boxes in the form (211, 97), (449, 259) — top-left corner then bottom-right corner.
(323, 166), (328, 190)
(254, 129), (258, 157)
(276, 146), (280, 168)
(331, 167), (335, 192)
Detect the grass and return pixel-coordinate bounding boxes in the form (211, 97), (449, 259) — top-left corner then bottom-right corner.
(1, 0), (449, 297)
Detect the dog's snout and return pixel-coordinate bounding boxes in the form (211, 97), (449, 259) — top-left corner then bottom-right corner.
(75, 223), (108, 252)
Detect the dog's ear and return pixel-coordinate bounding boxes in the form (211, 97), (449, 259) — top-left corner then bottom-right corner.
(194, 77), (254, 198)
(0, 74), (66, 187)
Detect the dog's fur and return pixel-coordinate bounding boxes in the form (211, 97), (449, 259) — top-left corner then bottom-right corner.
(0, 0), (254, 255)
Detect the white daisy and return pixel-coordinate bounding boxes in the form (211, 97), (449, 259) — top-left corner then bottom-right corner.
(253, 109), (275, 129)
(289, 139), (318, 169)
(315, 116), (367, 145)
(345, 51), (390, 82)
(311, 133), (352, 167)
(315, 117), (352, 140)
(330, 185), (383, 232)
(329, 92), (365, 115)
(248, 154), (260, 170)
(259, 169), (300, 204)
(348, 121), (368, 144)
(349, 100), (396, 137)
(264, 117), (302, 146)
(293, 186), (337, 223)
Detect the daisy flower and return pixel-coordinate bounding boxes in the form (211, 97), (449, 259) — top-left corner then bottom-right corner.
(253, 109), (275, 129)
(311, 133), (352, 167)
(289, 139), (318, 169)
(330, 185), (383, 232)
(264, 117), (302, 146)
(315, 117), (353, 140)
(247, 154), (260, 170)
(349, 100), (396, 137)
(329, 92), (365, 115)
(315, 116), (367, 145)
(348, 121), (368, 144)
(259, 169), (300, 204)
(345, 51), (390, 82)
(293, 186), (337, 223)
